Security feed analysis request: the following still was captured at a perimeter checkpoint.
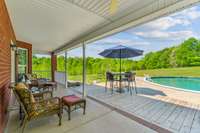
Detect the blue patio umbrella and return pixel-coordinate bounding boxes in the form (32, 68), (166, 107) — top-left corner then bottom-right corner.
(99, 45), (143, 79)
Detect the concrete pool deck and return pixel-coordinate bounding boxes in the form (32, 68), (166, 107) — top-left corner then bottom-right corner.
(136, 77), (200, 105)
(93, 77), (200, 105)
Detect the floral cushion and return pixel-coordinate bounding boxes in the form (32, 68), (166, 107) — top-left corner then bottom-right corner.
(16, 83), (28, 90)
(29, 100), (59, 118)
(15, 85), (38, 115)
(16, 88), (31, 105)
(15, 83), (36, 103)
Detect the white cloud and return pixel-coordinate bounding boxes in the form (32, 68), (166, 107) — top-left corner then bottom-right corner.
(134, 30), (196, 41)
(173, 6), (200, 20)
(127, 6), (200, 33)
(143, 16), (190, 30)
(125, 6), (200, 41)
(186, 8), (200, 19)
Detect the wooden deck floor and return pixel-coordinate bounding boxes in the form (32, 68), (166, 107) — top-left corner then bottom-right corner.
(73, 85), (200, 133)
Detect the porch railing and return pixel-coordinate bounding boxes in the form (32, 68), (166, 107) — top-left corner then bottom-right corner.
(32, 70), (51, 80)
(55, 71), (66, 86)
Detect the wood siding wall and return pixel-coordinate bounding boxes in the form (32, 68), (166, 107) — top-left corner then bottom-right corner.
(51, 53), (57, 82)
(0, 0), (16, 132)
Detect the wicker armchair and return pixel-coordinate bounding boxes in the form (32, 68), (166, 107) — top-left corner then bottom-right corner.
(12, 85), (62, 133)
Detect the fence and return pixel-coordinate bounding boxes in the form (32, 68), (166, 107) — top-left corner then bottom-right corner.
(32, 70), (51, 80)
(55, 71), (66, 86)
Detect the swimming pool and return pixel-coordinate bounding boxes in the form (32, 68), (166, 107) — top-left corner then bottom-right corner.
(146, 77), (200, 92)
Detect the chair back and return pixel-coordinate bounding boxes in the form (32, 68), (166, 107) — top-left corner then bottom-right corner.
(125, 72), (136, 81)
(106, 72), (114, 81)
(11, 86), (30, 115)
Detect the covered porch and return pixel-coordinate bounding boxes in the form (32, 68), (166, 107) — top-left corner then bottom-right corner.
(1, 0), (200, 133)
(7, 78), (200, 133)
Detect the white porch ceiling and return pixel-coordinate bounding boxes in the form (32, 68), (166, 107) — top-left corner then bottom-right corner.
(5, 0), (200, 53)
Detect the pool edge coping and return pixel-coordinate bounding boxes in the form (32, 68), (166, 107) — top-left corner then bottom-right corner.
(144, 76), (200, 94)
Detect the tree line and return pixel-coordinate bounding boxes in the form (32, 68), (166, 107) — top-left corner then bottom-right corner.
(32, 38), (200, 76)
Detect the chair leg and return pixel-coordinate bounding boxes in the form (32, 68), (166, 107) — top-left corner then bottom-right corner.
(20, 114), (26, 127)
(19, 105), (23, 120)
(68, 106), (71, 120)
(83, 101), (86, 115)
(129, 82), (133, 95)
(105, 80), (107, 92)
(59, 113), (62, 126)
(127, 82), (130, 92)
(58, 109), (62, 126)
(21, 116), (28, 133)
(111, 82), (114, 94)
(134, 81), (137, 94)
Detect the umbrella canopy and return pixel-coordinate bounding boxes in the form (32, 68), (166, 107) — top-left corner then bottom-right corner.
(99, 45), (143, 58)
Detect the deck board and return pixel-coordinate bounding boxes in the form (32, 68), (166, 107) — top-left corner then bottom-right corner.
(119, 96), (148, 109)
(151, 102), (171, 122)
(156, 102), (178, 125)
(170, 105), (189, 131)
(190, 105), (200, 133)
(127, 98), (154, 113)
(144, 100), (168, 120)
(135, 100), (160, 116)
(162, 104), (184, 129)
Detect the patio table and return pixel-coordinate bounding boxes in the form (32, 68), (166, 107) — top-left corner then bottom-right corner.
(27, 80), (57, 92)
(112, 72), (136, 93)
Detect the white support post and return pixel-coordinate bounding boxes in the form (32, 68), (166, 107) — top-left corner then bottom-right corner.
(65, 51), (68, 88)
(82, 42), (86, 98)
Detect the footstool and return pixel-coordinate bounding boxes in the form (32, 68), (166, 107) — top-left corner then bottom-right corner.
(62, 95), (86, 120)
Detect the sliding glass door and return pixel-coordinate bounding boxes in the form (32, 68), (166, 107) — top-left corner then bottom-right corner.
(17, 48), (28, 81)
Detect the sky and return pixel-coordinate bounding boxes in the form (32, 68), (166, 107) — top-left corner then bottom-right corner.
(37, 5), (200, 59)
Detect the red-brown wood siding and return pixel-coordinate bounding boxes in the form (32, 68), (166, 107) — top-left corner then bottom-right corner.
(51, 53), (57, 82)
(0, 0), (16, 132)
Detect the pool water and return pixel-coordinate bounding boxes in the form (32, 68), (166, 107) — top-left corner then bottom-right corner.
(148, 77), (200, 92)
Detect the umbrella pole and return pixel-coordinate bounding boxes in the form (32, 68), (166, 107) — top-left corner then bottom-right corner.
(120, 49), (122, 92)
(120, 56), (121, 78)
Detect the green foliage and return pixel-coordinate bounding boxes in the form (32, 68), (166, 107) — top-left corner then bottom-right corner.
(32, 37), (200, 82)
(140, 37), (200, 69)
(32, 56), (51, 71)
(174, 38), (200, 67)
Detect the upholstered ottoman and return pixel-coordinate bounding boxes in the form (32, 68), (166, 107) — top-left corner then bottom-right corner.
(62, 95), (86, 120)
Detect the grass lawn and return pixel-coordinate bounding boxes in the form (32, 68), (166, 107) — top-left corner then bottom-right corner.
(67, 66), (200, 83)
(136, 66), (200, 77)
